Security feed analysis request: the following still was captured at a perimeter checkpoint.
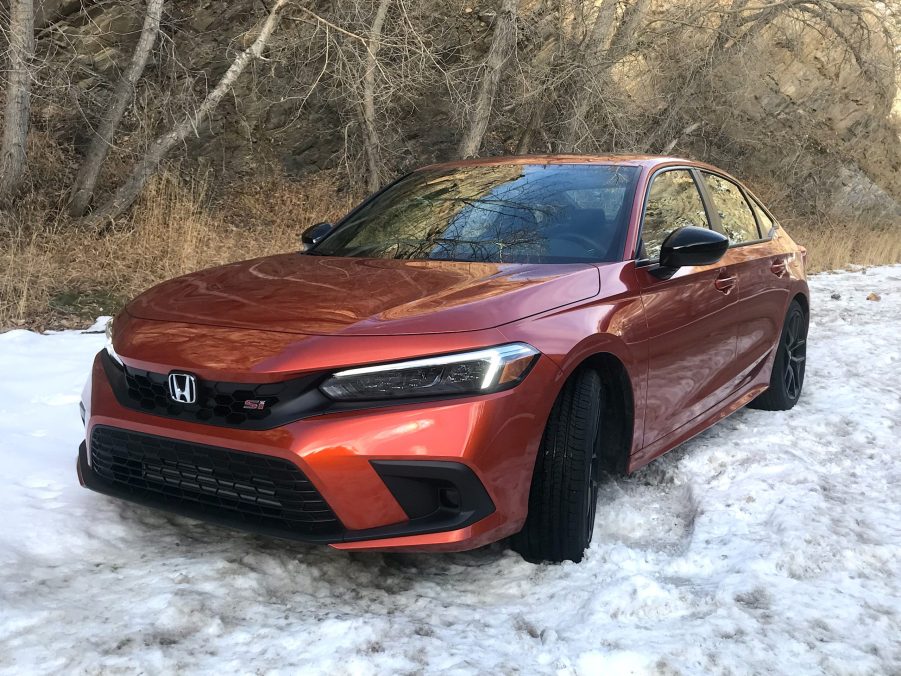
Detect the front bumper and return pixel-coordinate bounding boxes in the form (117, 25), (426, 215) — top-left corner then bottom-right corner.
(79, 351), (561, 552)
(77, 435), (495, 544)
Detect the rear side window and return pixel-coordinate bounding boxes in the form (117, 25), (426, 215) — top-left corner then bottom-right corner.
(701, 173), (760, 244)
(750, 199), (775, 235)
(641, 169), (710, 260)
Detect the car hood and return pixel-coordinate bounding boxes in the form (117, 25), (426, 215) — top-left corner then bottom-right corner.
(126, 254), (601, 336)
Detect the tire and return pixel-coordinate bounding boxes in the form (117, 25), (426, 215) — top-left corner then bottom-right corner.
(749, 299), (808, 411)
(511, 368), (604, 563)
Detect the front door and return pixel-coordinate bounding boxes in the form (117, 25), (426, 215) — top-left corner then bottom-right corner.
(634, 168), (740, 446)
(696, 171), (793, 389)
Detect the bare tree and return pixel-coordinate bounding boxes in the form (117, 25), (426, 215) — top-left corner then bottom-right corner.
(606, 0), (652, 58)
(642, 0), (894, 153)
(360, 0), (390, 192)
(68, 0), (164, 217)
(0, 0), (35, 201)
(512, 1), (564, 154)
(558, 0), (620, 151)
(458, 0), (517, 158)
(559, 0), (652, 151)
(285, 0), (446, 191)
(83, 0), (290, 227)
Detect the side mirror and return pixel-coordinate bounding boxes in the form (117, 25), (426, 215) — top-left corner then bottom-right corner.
(654, 226), (728, 278)
(301, 222), (333, 252)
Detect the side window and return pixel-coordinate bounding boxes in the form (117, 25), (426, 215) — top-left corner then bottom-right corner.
(701, 173), (760, 244)
(750, 198), (775, 235)
(641, 170), (710, 260)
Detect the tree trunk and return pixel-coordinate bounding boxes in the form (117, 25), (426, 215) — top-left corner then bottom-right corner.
(713, 0), (751, 51)
(83, 0), (288, 228)
(515, 0), (567, 154)
(69, 0), (164, 217)
(515, 100), (549, 154)
(605, 0), (652, 61)
(458, 0), (517, 158)
(559, 0), (620, 151)
(0, 0), (35, 201)
(361, 0), (390, 193)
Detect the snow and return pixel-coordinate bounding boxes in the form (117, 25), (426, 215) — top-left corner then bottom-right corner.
(1, 266), (900, 675)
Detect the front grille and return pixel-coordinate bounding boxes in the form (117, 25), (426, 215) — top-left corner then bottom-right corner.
(101, 352), (324, 430)
(125, 368), (281, 425)
(89, 426), (342, 536)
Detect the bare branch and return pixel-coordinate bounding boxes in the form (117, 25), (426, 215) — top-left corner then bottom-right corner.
(361, 0), (390, 192)
(68, 0), (164, 217)
(83, 0), (291, 227)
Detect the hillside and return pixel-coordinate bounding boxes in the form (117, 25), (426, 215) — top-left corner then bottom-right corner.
(1, 0), (900, 327)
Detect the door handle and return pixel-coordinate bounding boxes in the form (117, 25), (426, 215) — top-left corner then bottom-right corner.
(770, 259), (787, 277)
(714, 272), (737, 293)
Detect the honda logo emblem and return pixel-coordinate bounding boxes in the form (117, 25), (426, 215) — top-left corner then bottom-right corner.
(168, 372), (197, 404)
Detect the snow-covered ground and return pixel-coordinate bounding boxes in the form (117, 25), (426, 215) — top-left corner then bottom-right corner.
(1, 267), (899, 675)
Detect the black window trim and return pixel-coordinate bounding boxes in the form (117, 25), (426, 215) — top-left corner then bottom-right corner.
(696, 169), (776, 249)
(633, 165), (715, 267)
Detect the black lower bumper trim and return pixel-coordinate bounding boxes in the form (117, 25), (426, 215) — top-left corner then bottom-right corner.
(78, 440), (495, 544)
(360, 460), (496, 543)
(78, 441), (339, 543)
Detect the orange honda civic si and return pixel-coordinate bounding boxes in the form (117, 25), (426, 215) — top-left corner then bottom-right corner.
(78, 155), (809, 562)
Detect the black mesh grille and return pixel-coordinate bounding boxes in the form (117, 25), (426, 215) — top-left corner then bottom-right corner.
(89, 426), (342, 535)
(101, 352), (325, 430)
(125, 368), (285, 425)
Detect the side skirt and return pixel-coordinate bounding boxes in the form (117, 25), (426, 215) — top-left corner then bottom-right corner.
(627, 382), (768, 473)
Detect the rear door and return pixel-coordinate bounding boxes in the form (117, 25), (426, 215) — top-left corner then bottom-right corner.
(634, 168), (740, 446)
(696, 172), (792, 388)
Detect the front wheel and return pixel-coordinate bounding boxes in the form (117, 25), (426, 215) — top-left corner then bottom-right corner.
(749, 299), (808, 411)
(511, 368), (604, 563)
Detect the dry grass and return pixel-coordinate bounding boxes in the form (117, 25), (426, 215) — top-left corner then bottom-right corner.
(1, 172), (899, 331)
(786, 219), (901, 274)
(0, 170), (355, 330)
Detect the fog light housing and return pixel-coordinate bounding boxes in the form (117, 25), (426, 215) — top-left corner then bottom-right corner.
(370, 460), (495, 530)
(439, 487), (461, 510)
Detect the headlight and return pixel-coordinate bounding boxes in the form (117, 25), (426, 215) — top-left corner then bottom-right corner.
(105, 317), (123, 366)
(320, 343), (540, 401)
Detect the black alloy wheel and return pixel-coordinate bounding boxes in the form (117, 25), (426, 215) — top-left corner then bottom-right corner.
(749, 299), (808, 411)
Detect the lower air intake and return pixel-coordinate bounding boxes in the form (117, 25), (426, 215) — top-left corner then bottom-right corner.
(89, 426), (341, 536)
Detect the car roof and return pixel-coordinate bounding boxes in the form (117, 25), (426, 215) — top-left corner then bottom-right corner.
(420, 154), (720, 172)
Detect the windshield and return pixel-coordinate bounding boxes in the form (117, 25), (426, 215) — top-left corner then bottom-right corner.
(311, 164), (640, 264)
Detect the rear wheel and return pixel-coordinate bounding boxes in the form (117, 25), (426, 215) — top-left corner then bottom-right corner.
(749, 300), (808, 411)
(511, 368), (604, 563)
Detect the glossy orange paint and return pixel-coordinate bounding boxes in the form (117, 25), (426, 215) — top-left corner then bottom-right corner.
(78, 155), (809, 553)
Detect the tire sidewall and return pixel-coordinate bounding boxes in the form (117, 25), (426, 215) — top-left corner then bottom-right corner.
(774, 301), (807, 407)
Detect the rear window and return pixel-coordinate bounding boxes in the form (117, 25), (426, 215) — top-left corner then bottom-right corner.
(750, 198), (775, 235)
(700, 173), (761, 244)
(312, 164), (640, 264)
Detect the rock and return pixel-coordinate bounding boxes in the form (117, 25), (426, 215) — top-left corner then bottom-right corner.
(830, 292), (841, 300)
(827, 166), (901, 219)
(866, 292), (881, 301)
(35, 0), (82, 29)
(191, 9), (219, 32)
